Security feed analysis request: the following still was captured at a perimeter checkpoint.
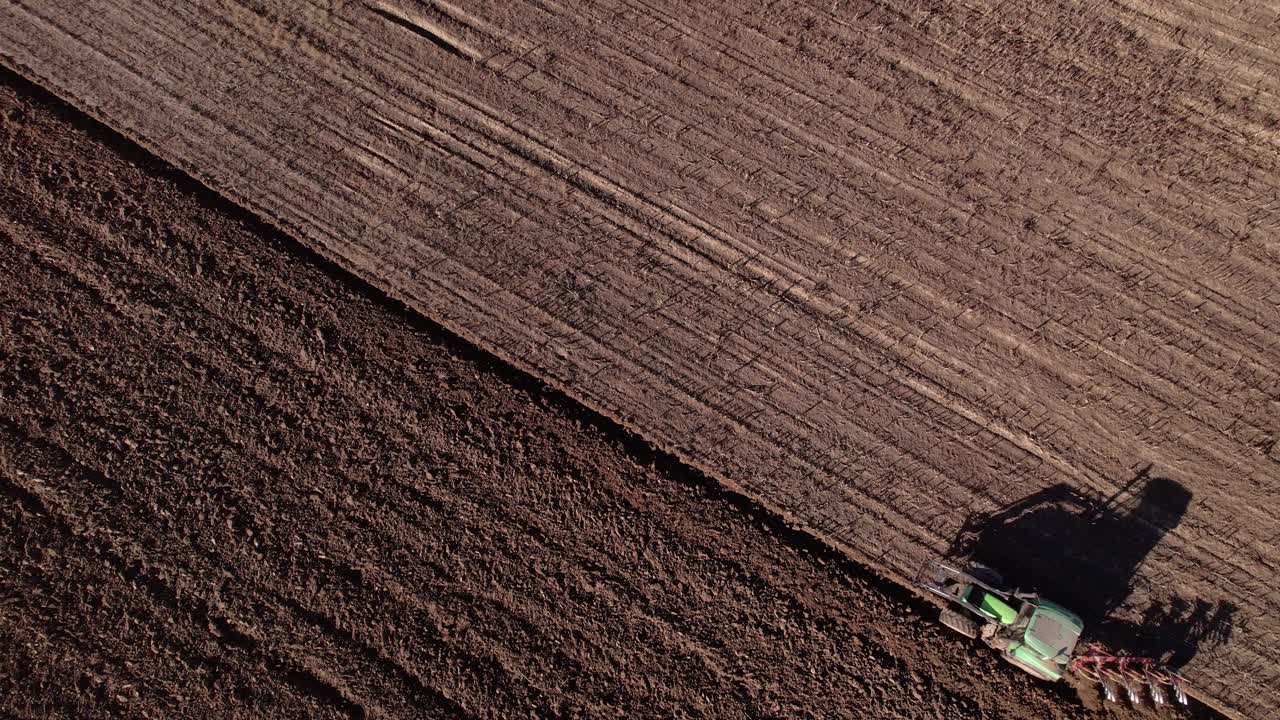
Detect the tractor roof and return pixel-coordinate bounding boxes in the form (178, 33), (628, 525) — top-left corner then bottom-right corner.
(1024, 603), (1084, 662)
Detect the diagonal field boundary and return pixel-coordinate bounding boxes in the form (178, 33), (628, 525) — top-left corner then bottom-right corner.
(3, 0), (1279, 715)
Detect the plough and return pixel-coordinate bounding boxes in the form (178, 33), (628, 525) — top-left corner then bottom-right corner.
(1071, 645), (1190, 707)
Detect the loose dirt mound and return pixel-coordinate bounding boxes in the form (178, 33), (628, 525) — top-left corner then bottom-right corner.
(3, 0), (1278, 716)
(2, 70), (1209, 720)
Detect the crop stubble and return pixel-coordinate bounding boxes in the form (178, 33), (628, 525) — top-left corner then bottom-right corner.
(1, 0), (1277, 716)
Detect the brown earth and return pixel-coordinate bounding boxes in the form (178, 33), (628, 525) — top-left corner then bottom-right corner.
(2, 0), (1278, 716)
(1, 69), (1222, 720)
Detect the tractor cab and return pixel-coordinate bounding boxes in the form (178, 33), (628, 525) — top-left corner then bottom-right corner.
(917, 561), (1084, 682)
(998, 599), (1084, 681)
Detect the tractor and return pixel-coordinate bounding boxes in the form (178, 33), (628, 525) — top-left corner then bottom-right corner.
(916, 560), (1190, 706)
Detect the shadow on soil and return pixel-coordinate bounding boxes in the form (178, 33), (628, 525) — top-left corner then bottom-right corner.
(946, 465), (1236, 669)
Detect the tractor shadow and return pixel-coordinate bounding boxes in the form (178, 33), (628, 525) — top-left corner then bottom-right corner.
(945, 465), (1236, 668)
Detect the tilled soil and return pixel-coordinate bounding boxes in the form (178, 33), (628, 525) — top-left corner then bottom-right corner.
(1, 70), (1218, 720)
(2, 2), (1275, 715)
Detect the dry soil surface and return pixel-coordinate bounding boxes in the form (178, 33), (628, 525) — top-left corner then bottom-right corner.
(2, 69), (1228, 720)
(3, 0), (1278, 716)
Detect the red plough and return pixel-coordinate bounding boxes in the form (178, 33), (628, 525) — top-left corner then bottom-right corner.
(1070, 644), (1190, 707)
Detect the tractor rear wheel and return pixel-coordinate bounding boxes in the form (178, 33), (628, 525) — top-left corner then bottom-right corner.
(939, 607), (981, 639)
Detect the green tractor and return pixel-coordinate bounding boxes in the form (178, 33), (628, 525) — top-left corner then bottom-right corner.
(916, 560), (1083, 681)
(915, 560), (1189, 706)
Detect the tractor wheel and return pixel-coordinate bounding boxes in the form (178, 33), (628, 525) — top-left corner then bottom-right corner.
(939, 607), (981, 639)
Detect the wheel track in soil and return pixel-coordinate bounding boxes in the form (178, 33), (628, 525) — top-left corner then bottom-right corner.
(2, 0), (1278, 716)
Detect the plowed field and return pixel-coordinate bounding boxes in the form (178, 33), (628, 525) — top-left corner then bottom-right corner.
(1, 69), (1203, 720)
(2, 0), (1278, 716)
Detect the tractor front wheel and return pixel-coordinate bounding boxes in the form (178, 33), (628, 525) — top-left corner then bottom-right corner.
(939, 607), (981, 639)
